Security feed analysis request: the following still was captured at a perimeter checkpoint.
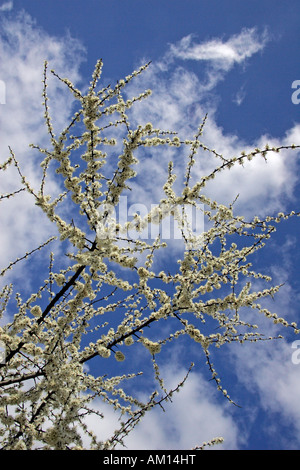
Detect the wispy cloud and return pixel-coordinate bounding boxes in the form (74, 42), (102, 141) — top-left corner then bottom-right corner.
(83, 366), (241, 450)
(233, 84), (246, 106)
(229, 334), (300, 448)
(166, 27), (269, 93)
(126, 28), (299, 220)
(0, 1), (13, 12)
(0, 11), (85, 282)
(169, 27), (269, 69)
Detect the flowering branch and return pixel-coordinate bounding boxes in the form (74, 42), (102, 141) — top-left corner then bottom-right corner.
(0, 59), (299, 450)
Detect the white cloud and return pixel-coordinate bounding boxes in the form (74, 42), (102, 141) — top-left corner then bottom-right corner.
(229, 337), (300, 449)
(0, 1), (13, 12)
(223, 243), (300, 449)
(169, 28), (269, 69)
(126, 54), (299, 222)
(233, 84), (246, 106)
(0, 11), (86, 282)
(167, 27), (269, 93)
(83, 366), (241, 450)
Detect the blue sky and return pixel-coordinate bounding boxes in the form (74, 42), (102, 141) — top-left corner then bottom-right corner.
(0, 0), (300, 450)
